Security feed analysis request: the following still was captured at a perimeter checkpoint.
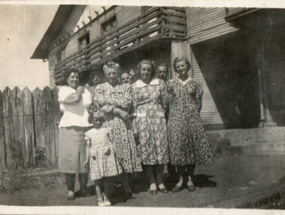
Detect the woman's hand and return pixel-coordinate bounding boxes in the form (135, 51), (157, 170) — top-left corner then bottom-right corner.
(97, 99), (114, 107)
(77, 86), (84, 94)
(104, 147), (111, 156)
(114, 108), (130, 121)
(83, 160), (89, 167)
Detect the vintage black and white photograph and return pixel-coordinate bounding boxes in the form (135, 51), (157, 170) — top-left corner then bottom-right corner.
(0, 1), (285, 214)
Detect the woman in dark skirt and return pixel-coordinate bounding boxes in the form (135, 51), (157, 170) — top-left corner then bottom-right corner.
(167, 57), (213, 193)
(58, 68), (92, 200)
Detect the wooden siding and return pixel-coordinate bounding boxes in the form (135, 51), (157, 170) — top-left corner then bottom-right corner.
(192, 47), (224, 127)
(117, 6), (142, 26)
(186, 7), (238, 44)
(185, 8), (240, 128)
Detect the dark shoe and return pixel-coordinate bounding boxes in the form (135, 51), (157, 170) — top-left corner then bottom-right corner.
(159, 187), (168, 194)
(79, 189), (90, 197)
(149, 189), (158, 195)
(187, 184), (196, 192)
(172, 185), (182, 193)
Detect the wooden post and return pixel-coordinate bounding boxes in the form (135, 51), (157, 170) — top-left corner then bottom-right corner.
(259, 40), (277, 127)
(3, 87), (13, 168)
(23, 87), (35, 166)
(52, 87), (62, 166)
(12, 87), (25, 168)
(0, 90), (6, 169)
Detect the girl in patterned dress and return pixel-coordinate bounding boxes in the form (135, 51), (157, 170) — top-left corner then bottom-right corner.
(83, 110), (123, 206)
(95, 61), (142, 201)
(167, 57), (213, 193)
(130, 60), (169, 195)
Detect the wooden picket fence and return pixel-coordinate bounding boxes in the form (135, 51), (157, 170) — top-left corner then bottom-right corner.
(0, 86), (62, 170)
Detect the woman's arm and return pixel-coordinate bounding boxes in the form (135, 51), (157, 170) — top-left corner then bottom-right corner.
(94, 85), (114, 113)
(62, 86), (84, 105)
(195, 80), (204, 114)
(83, 137), (91, 167)
(160, 80), (169, 111)
(196, 97), (202, 114)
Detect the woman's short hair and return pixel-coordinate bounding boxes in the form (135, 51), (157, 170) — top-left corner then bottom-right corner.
(173, 57), (191, 73)
(137, 59), (156, 80)
(103, 61), (121, 76)
(62, 68), (80, 84)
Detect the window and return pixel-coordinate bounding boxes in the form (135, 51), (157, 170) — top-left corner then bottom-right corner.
(56, 49), (64, 63)
(78, 33), (90, 49)
(101, 16), (117, 35)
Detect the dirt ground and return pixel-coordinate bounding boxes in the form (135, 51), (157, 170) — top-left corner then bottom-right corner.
(0, 154), (285, 209)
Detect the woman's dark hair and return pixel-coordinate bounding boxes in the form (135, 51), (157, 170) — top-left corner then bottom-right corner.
(137, 59), (156, 80)
(173, 57), (191, 73)
(62, 68), (81, 85)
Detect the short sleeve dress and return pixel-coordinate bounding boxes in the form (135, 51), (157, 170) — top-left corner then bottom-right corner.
(85, 127), (123, 180)
(95, 82), (142, 173)
(167, 77), (213, 165)
(131, 78), (169, 165)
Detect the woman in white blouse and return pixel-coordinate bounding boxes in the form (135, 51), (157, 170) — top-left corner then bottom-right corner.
(58, 69), (92, 200)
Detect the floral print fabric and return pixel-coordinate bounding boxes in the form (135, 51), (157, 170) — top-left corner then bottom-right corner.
(85, 127), (123, 180)
(167, 78), (213, 165)
(95, 82), (142, 173)
(131, 78), (169, 165)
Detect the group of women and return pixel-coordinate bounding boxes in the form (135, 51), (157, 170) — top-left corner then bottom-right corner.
(57, 57), (214, 204)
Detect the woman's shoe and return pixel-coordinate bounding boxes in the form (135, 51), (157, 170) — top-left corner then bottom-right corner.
(103, 196), (111, 206)
(158, 184), (168, 194)
(67, 191), (75, 200)
(172, 185), (182, 193)
(97, 197), (105, 206)
(187, 184), (196, 192)
(149, 189), (158, 195)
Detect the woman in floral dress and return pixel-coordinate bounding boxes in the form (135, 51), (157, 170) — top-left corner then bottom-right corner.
(95, 61), (142, 200)
(131, 60), (169, 195)
(168, 57), (213, 193)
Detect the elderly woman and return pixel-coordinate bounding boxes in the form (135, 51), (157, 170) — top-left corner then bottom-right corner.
(131, 60), (169, 195)
(95, 61), (142, 200)
(58, 68), (92, 200)
(167, 57), (213, 193)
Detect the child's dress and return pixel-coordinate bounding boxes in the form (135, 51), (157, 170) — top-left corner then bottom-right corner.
(85, 127), (123, 180)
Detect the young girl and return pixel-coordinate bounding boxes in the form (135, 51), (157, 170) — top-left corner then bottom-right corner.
(83, 110), (123, 206)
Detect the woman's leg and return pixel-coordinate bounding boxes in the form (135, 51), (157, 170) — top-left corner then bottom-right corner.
(94, 179), (104, 205)
(172, 165), (185, 192)
(186, 164), (196, 191)
(155, 164), (168, 193)
(145, 165), (157, 193)
(155, 164), (164, 186)
(79, 173), (89, 196)
(65, 173), (76, 200)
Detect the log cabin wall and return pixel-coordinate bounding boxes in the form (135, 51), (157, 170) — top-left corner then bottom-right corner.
(48, 6), (142, 86)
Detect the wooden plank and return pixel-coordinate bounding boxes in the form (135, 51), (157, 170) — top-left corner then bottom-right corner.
(164, 24), (187, 32)
(22, 87), (35, 166)
(2, 87), (13, 168)
(33, 88), (45, 150)
(0, 90), (6, 169)
(52, 87), (61, 166)
(11, 87), (25, 168)
(42, 87), (55, 164)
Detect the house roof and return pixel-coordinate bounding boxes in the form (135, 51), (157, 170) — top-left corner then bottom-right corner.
(31, 5), (77, 60)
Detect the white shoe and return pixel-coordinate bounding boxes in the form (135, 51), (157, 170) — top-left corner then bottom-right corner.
(97, 197), (105, 206)
(104, 196), (111, 206)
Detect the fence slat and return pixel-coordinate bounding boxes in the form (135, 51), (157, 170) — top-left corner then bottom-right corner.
(33, 88), (45, 150)
(52, 87), (62, 167)
(12, 87), (25, 168)
(23, 87), (35, 166)
(0, 90), (6, 169)
(3, 87), (14, 168)
(42, 87), (55, 164)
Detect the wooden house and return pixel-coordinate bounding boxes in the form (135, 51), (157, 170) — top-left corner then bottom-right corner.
(31, 5), (285, 131)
